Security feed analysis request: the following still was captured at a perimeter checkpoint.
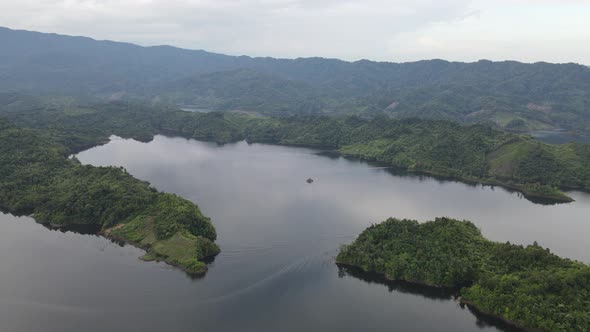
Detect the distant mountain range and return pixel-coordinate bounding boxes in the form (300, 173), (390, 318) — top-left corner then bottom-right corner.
(1, 26), (589, 134)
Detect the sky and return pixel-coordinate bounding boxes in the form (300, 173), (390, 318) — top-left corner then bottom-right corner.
(0, 0), (589, 64)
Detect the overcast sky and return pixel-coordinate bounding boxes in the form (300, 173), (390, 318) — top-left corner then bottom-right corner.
(0, 0), (589, 64)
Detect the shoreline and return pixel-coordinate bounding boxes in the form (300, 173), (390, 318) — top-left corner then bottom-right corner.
(336, 261), (531, 332)
(459, 299), (542, 332)
(101, 225), (216, 277)
(335, 150), (575, 204)
(64, 133), (577, 279)
(39, 220), (217, 276)
(99, 132), (580, 205)
(181, 134), (578, 204)
(335, 261), (459, 289)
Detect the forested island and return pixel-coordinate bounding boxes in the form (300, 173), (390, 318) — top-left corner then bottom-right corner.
(0, 118), (219, 275)
(0, 27), (590, 331)
(336, 218), (590, 331)
(2, 93), (589, 203)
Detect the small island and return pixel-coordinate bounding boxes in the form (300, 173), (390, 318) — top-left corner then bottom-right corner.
(3, 94), (590, 276)
(337, 217), (590, 331)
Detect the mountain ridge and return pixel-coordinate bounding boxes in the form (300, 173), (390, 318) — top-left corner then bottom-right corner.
(3, 26), (587, 66)
(1, 26), (589, 134)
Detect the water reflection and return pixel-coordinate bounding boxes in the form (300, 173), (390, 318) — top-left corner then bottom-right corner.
(338, 155), (569, 206)
(42, 223), (102, 235)
(1, 135), (587, 332)
(337, 265), (457, 301)
(466, 305), (524, 332)
(530, 130), (590, 144)
(337, 265), (524, 332)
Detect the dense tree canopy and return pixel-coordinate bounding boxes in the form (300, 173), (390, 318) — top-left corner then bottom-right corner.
(337, 218), (590, 331)
(0, 118), (218, 275)
(1, 27), (590, 134)
(2, 94), (589, 202)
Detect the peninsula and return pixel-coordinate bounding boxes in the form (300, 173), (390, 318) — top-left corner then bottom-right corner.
(0, 118), (219, 275)
(3, 94), (589, 203)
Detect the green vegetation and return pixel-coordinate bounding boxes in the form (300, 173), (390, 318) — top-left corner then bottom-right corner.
(2, 93), (589, 202)
(2, 94), (587, 322)
(2, 27), (590, 134)
(0, 118), (219, 275)
(1, 27), (588, 327)
(337, 218), (590, 331)
(228, 115), (589, 202)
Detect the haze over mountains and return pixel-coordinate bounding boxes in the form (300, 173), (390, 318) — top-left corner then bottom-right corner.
(1, 26), (590, 134)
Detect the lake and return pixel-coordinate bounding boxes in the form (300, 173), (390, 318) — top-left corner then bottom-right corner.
(179, 106), (214, 113)
(1, 135), (589, 332)
(530, 130), (590, 144)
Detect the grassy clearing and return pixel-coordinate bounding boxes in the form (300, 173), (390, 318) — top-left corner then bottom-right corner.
(111, 215), (219, 275)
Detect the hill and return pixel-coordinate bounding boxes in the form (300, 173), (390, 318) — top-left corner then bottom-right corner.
(1, 27), (590, 133)
(1, 94), (589, 202)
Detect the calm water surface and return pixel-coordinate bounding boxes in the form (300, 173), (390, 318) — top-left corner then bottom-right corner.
(1, 135), (589, 332)
(530, 130), (590, 144)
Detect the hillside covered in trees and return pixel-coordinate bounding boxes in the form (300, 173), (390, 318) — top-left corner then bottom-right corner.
(1, 27), (590, 134)
(1, 93), (589, 202)
(336, 218), (590, 331)
(0, 118), (219, 275)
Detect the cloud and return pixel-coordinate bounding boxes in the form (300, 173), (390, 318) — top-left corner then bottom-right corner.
(0, 0), (473, 57)
(388, 0), (590, 64)
(0, 0), (588, 64)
